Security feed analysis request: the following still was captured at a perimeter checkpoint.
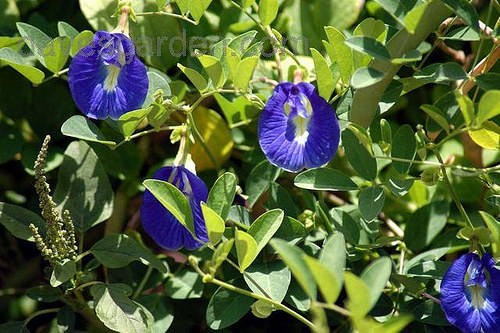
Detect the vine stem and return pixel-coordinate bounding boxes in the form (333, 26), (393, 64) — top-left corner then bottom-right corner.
(433, 148), (475, 230)
(37, 68), (69, 85)
(189, 259), (315, 330)
(132, 266), (153, 299)
(24, 308), (60, 326)
(74, 281), (102, 293)
(315, 302), (351, 317)
(113, 125), (178, 150)
(135, 11), (198, 25)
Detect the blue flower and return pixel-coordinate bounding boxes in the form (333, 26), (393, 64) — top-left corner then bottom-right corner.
(258, 82), (340, 172)
(141, 166), (209, 250)
(68, 31), (148, 120)
(441, 253), (500, 333)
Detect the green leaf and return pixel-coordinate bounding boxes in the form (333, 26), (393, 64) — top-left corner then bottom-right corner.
(358, 186), (385, 221)
(26, 285), (61, 303)
(387, 178), (414, 197)
(91, 283), (154, 333)
(404, 201), (450, 252)
(178, 64), (208, 92)
(421, 104), (450, 133)
(475, 73), (500, 91)
(143, 71), (171, 108)
(43, 36), (70, 73)
(379, 118), (392, 153)
(373, 0), (417, 25)
(206, 285), (254, 330)
(345, 36), (391, 62)
(235, 229), (258, 272)
(91, 234), (168, 273)
(476, 90), (500, 126)
(164, 268), (203, 299)
(274, 217), (308, 245)
(244, 260), (291, 302)
(57, 306), (76, 332)
(198, 54), (225, 88)
(143, 179), (196, 239)
(0, 202), (46, 242)
(209, 239), (234, 274)
(344, 272), (371, 317)
(454, 90), (474, 126)
(442, 26), (480, 41)
(61, 115), (116, 147)
(270, 239), (316, 299)
(0, 322), (29, 333)
(189, 0), (213, 22)
(16, 22), (51, 66)
(136, 295), (174, 333)
(442, 0), (479, 32)
(202, 203), (225, 246)
(268, 183), (299, 218)
(486, 196), (500, 209)
(118, 108), (151, 138)
(352, 18), (387, 69)
(414, 62), (468, 83)
(156, 0), (168, 10)
(325, 26), (353, 84)
(360, 257), (392, 310)
(391, 125), (416, 174)
(57, 21), (79, 39)
(207, 172), (237, 220)
(53, 141), (114, 232)
(50, 259), (76, 287)
(0, 48), (45, 84)
(350, 67), (385, 89)
(259, 0), (279, 26)
(469, 121), (500, 150)
(480, 211), (500, 258)
(234, 56), (259, 91)
(342, 128), (377, 180)
(247, 209), (284, 253)
(391, 49), (422, 64)
(246, 160), (280, 208)
(70, 30), (93, 57)
(310, 48), (335, 100)
(404, 1), (430, 33)
(294, 168), (358, 191)
(304, 255), (341, 303)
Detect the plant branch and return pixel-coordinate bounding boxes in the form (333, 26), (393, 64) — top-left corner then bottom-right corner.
(135, 11), (198, 25)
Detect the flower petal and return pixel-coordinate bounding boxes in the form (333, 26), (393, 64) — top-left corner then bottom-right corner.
(258, 82), (340, 172)
(481, 254), (500, 333)
(68, 31), (148, 120)
(141, 166), (208, 250)
(441, 253), (481, 333)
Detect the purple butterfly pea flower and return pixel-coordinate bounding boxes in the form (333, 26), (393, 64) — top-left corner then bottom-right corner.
(68, 31), (148, 120)
(141, 166), (209, 251)
(258, 82), (340, 172)
(441, 253), (500, 333)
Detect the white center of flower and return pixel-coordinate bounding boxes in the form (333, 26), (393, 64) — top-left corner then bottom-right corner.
(103, 65), (121, 92)
(293, 116), (309, 144)
(468, 284), (486, 309)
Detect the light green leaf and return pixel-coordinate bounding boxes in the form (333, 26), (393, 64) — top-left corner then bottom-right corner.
(442, 0), (479, 32)
(201, 203), (225, 246)
(143, 179), (196, 239)
(351, 67), (385, 89)
(61, 115), (116, 147)
(247, 209), (284, 254)
(91, 283), (154, 333)
(469, 121), (500, 150)
(480, 211), (500, 258)
(344, 272), (371, 317)
(156, 0), (168, 10)
(234, 56), (259, 91)
(178, 64), (208, 92)
(235, 229), (258, 272)
(244, 260), (291, 302)
(270, 239), (316, 299)
(304, 256), (340, 303)
(118, 108), (151, 138)
(345, 36), (391, 62)
(358, 186), (385, 221)
(360, 257), (392, 310)
(91, 234), (168, 273)
(294, 168), (358, 191)
(43, 36), (70, 73)
(207, 172), (237, 220)
(143, 71), (171, 108)
(259, 0), (279, 26)
(325, 26), (353, 84)
(404, 1), (430, 34)
(421, 104), (450, 134)
(57, 21), (79, 40)
(16, 22), (51, 66)
(198, 54), (225, 88)
(0, 48), (45, 84)
(209, 239), (234, 274)
(50, 260), (76, 287)
(70, 30), (93, 57)
(454, 90), (474, 126)
(310, 48), (335, 100)
(189, 0), (213, 22)
(476, 90), (500, 126)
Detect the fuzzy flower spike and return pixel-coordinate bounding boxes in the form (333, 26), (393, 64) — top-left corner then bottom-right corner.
(441, 253), (500, 333)
(258, 82), (340, 172)
(68, 7), (148, 120)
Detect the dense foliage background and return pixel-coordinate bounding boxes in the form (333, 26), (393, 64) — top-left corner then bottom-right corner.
(0, 0), (499, 332)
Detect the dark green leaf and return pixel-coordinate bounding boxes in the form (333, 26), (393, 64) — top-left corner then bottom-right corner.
(206, 285), (254, 330)
(0, 202), (46, 242)
(391, 125), (416, 174)
(207, 172), (237, 220)
(358, 186), (385, 221)
(165, 268), (203, 299)
(136, 295), (174, 333)
(61, 115), (116, 147)
(441, 0), (479, 31)
(475, 73), (500, 91)
(246, 160), (280, 207)
(295, 168), (358, 191)
(342, 129), (377, 180)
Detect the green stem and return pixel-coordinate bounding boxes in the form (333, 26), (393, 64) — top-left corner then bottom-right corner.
(191, 261), (315, 329)
(113, 125), (178, 150)
(433, 148), (474, 229)
(135, 11), (198, 25)
(132, 266), (153, 299)
(37, 68), (69, 85)
(372, 155), (486, 173)
(75, 250), (91, 263)
(315, 302), (351, 317)
(74, 281), (101, 293)
(24, 308), (60, 326)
